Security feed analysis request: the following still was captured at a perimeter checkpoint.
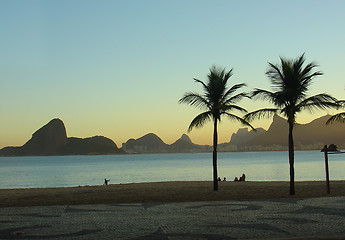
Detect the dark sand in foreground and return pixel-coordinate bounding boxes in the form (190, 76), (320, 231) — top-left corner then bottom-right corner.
(1, 181), (344, 207)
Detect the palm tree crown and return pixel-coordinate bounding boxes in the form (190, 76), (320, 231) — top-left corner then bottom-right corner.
(246, 53), (337, 123)
(179, 66), (253, 191)
(245, 53), (338, 195)
(179, 66), (253, 131)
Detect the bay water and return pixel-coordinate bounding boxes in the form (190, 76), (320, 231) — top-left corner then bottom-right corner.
(0, 151), (344, 189)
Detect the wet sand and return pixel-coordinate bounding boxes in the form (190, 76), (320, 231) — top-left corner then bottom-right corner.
(1, 181), (344, 207)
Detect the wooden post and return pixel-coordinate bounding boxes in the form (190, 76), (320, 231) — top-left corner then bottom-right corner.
(323, 145), (330, 194)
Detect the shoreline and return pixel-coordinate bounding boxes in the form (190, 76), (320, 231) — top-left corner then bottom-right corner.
(1, 180), (345, 208)
(0, 148), (329, 157)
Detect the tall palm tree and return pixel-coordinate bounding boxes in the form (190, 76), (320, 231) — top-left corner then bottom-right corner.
(179, 66), (254, 191)
(245, 53), (338, 195)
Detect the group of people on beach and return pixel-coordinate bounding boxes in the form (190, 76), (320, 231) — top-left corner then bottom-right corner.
(217, 173), (246, 182)
(105, 174), (245, 185)
(234, 173), (246, 182)
(217, 177), (227, 181)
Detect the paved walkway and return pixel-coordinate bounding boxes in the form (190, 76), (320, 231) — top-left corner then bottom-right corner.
(1, 196), (345, 239)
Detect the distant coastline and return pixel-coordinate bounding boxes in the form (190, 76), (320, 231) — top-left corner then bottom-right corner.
(1, 114), (344, 156)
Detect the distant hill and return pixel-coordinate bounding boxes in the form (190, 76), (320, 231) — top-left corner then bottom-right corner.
(0, 119), (125, 156)
(245, 114), (292, 147)
(294, 115), (345, 147)
(122, 133), (211, 153)
(123, 114), (345, 153)
(170, 134), (210, 153)
(57, 136), (122, 155)
(123, 133), (169, 153)
(225, 114), (345, 151)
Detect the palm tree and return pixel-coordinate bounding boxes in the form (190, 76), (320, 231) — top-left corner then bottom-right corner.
(245, 53), (338, 195)
(179, 66), (254, 191)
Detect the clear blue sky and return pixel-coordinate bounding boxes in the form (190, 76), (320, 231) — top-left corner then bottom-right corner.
(1, 0), (345, 148)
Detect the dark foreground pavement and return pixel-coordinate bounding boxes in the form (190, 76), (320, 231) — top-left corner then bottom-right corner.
(1, 196), (345, 240)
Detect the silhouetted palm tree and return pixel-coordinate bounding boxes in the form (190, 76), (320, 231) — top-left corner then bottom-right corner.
(179, 66), (254, 191)
(245, 54), (338, 195)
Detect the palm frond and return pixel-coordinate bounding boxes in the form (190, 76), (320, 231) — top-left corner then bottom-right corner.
(188, 111), (212, 132)
(300, 61), (322, 79)
(221, 104), (248, 114)
(336, 100), (345, 109)
(266, 61), (285, 87)
(224, 113), (255, 130)
(179, 92), (210, 110)
(221, 83), (247, 102)
(193, 78), (210, 93)
(209, 65), (233, 83)
(297, 94), (339, 113)
(223, 92), (249, 105)
(244, 108), (278, 122)
(251, 88), (282, 105)
(326, 112), (345, 125)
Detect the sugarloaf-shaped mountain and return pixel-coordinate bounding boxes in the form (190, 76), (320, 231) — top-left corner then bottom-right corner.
(0, 119), (124, 156)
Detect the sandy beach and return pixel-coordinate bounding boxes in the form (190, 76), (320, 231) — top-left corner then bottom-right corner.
(1, 180), (345, 207)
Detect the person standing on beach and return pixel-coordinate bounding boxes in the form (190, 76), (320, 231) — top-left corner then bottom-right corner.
(104, 178), (110, 185)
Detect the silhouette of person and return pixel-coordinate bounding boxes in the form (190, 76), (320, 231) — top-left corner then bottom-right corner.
(234, 177), (239, 181)
(217, 177), (221, 181)
(239, 174), (246, 181)
(104, 178), (110, 185)
(223, 177), (226, 181)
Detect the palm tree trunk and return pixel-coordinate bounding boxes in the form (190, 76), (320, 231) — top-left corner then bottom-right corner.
(288, 121), (295, 195)
(213, 119), (218, 191)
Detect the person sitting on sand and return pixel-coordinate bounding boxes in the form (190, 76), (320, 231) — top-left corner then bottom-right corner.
(239, 173), (246, 181)
(234, 177), (239, 181)
(104, 178), (110, 185)
(217, 177), (221, 181)
(223, 177), (226, 181)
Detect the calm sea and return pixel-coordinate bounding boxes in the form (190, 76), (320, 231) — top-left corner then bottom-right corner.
(0, 151), (344, 189)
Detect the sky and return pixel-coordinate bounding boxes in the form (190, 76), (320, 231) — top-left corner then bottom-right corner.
(1, 0), (345, 149)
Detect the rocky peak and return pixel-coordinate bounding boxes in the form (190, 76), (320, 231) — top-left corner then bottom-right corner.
(0, 118), (124, 156)
(179, 134), (192, 143)
(230, 127), (265, 145)
(267, 114), (288, 132)
(22, 118), (68, 155)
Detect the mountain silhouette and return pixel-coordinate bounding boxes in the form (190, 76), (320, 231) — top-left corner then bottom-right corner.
(246, 114), (292, 146)
(170, 134), (210, 152)
(1, 114), (344, 155)
(229, 114), (345, 151)
(58, 136), (123, 155)
(229, 127), (266, 145)
(0, 119), (124, 156)
(122, 133), (211, 153)
(23, 119), (68, 155)
(123, 133), (169, 153)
